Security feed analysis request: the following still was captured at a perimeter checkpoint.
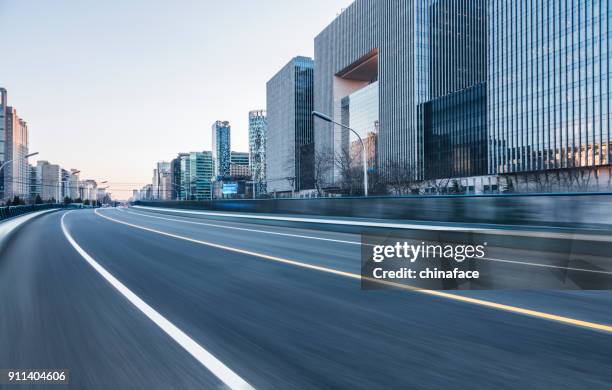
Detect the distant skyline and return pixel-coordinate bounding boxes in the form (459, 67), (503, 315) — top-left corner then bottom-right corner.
(0, 0), (351, 198)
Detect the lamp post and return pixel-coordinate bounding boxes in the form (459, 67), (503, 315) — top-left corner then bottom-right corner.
(312, 111), (368, 196)
(0, 151), (39, 173)
(0, 152), (39, 203)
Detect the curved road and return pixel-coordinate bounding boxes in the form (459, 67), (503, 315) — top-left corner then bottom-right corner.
(1, 208), (611, 389)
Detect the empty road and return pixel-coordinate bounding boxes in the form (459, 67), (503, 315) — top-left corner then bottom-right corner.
(1, 207), (611, 389)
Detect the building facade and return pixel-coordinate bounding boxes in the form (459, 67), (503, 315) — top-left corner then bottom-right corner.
(179, 151), (213, 200)
(0, 88), (6, 199)
(4, 106), (29, 200)
(230, 151), (250, 178)
(40, 162), (61, 201)
(488, 0), (610, 176)
(315, 0), (489, 189)
(248, 110), (267, 196)
(212, 121), (231, 179)
(266, 56), (315, 194)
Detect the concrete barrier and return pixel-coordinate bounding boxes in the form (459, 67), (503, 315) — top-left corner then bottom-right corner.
(134, 193), (612, 229)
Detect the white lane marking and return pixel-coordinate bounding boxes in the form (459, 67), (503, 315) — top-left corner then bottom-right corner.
(133, 205), (612, 242)
(124, 209), (612, 275)
(95, 209), (612, 334)
(61, 211), (254, 390)
(124, 208), (362, 246)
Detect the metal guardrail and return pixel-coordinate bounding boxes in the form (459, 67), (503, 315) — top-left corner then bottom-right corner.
(0, 203), (88, 222)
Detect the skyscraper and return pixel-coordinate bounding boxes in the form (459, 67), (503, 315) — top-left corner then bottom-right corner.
(39, 161), (60, 201)
(0, 88), (6, 199)
(171, 153), (188, 200)
(315, 1), (424, 186)
(266, 56), (314, 194)
(212, 120), (231, 179)
(4, 106), (29, 200)
(488, 0), (610, 174)
(248, 110), (267, 195)
(180, 152), (214, 200)
(152, 161), (171, 199)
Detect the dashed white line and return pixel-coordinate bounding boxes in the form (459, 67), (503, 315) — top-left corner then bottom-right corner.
(61, 211), (254, 390)
(133, 205), (612, 242)
(125, 208), (612, 275)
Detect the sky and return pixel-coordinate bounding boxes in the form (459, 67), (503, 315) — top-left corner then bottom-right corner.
(0, 0), (352, 199)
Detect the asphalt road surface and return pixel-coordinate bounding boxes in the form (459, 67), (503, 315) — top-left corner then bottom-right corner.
(1, 207), (611, 389)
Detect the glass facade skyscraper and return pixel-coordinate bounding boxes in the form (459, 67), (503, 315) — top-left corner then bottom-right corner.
(266, 56), (314, 193)
(421, 83), (488, 180)
(488, 0), (610, 174)
(248, 110), (267, 195)
(212, 120), (231, 179)
(180, 151), (213, 200)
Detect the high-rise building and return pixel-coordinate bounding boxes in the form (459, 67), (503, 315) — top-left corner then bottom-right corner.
(248, 110), (267, 195)
(230, 151), (250, 178)
(61, 168), (70, 200)
(212, 121), (231, 179)
(152, 161), (171, 199)
(266, 56), (315, 194)
(4, 106), (29, 200)
(180, 152), (214, 200)
(0, 88), (6, 199)
(40, 161), (61, 201)
(419, 0), (488, 180)
(28, 163), (37, 200)
(170, 153), (188, 200)
(488, 0), (610, 174)
(68, 169), (80, 200)
(314, 2), (421, 186)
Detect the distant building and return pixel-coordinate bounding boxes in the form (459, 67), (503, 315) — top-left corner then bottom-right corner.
(180, 151), (214, 200)
(40, 162), (61, 201)
(248, 110), (267, 195)
(266, 56), (315, 194)
(28, 164), (37, 200)
(152, 161), (171, 199)
(212, 121), (231, 179)
(230, 151), (250, 178)
(0, 88), (7, 199)
(170, 153), (188, 200)
(61, 169), (70, 200)
(4, 106), (29, 200)
(68, 169), (80, 199)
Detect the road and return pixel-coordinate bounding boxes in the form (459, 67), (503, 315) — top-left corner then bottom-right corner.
(1, 207), (612, 389)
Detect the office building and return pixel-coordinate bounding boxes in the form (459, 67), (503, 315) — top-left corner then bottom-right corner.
(152, 161), (171, 199)
(248, 110), (267, 195)
(230, 151), (250, 178)
(40, 162), (61, 201)
(4, 106), (29, 200)
(212, 121), (231, 179)
(488, 0), (610, 175)
(314, 2), (418, 186)
(0, 88), (6, 199)
(180, 151), (214, 200)
(170, 153), (188, 200)
(266, 56), (315, 194)
(68, 169), (80, 199)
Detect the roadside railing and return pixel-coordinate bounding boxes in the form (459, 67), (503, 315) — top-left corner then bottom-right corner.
(0, 203), (85, 222)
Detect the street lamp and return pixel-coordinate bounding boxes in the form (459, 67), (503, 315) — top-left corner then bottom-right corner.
(0, 151), (39, 173)
(312, 111), (368, 196)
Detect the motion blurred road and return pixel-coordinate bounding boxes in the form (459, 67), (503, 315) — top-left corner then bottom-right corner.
(1, 207), (612, 389)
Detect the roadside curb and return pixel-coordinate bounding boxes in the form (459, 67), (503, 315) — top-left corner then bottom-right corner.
(0, 209), (59, 254)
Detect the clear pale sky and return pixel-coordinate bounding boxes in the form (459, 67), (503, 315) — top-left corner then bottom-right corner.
(0, 0), (351, 199)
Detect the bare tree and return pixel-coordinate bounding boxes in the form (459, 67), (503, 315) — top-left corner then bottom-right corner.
(313, 150), (334, 196)
(385, 159), (415, 195)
